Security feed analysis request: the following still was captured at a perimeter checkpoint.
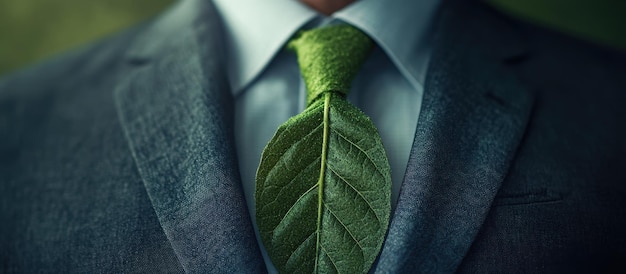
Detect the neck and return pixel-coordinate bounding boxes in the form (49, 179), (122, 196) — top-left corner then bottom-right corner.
(300, 0), (356, 15)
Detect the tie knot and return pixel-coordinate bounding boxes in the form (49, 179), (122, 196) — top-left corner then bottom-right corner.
(288, 25), (373, 105)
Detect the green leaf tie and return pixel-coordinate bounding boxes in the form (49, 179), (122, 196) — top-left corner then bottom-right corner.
(255, 25), (392, 274)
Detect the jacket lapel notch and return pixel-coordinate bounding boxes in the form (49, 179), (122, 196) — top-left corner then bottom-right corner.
(114, 0), (265, 272)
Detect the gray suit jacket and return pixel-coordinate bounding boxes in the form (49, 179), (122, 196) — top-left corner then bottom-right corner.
(1, 0), (625, 272)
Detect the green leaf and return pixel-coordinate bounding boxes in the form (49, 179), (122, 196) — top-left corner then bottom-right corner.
(256, 92), (391, 273)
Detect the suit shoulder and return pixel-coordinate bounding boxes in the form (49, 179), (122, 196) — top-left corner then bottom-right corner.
(508, 10), (626, 79)
(0, 21), (147, 103)
(474, 2), (626, 93)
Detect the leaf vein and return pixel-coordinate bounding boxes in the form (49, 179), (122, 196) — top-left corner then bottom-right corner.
(320, 243), (340, 273)
(327, 166), (382, 224)
(259, 155), (321, 212)
(285, 232), (316, 268)
(272, 182), (319, 235)
(324, 203), (365, 253)
(331, 128), (386, 179)
(263, 123), (323, 188)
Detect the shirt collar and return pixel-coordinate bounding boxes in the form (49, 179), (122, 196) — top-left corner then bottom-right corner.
(213, 0), (442, 95)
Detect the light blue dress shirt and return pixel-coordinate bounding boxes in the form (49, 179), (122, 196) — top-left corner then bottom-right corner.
(213, 0), (440, 271)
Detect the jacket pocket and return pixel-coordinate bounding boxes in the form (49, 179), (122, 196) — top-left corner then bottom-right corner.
(493, 187), (564, 206)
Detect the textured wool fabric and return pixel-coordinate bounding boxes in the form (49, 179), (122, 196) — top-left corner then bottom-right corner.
(287, 25), (373, 104)
(0, 1), (266, 272)
(2, 0), (626, 272)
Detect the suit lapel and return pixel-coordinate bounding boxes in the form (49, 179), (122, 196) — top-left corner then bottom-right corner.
(376, 1), (534, 272)
(114, 0), (265, 272)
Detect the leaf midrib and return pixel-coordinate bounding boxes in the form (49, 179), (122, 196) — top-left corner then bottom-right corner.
(314, 92), (331, 273)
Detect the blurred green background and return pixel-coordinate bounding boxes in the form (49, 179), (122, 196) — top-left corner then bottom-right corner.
(1, 0), (625, 75)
